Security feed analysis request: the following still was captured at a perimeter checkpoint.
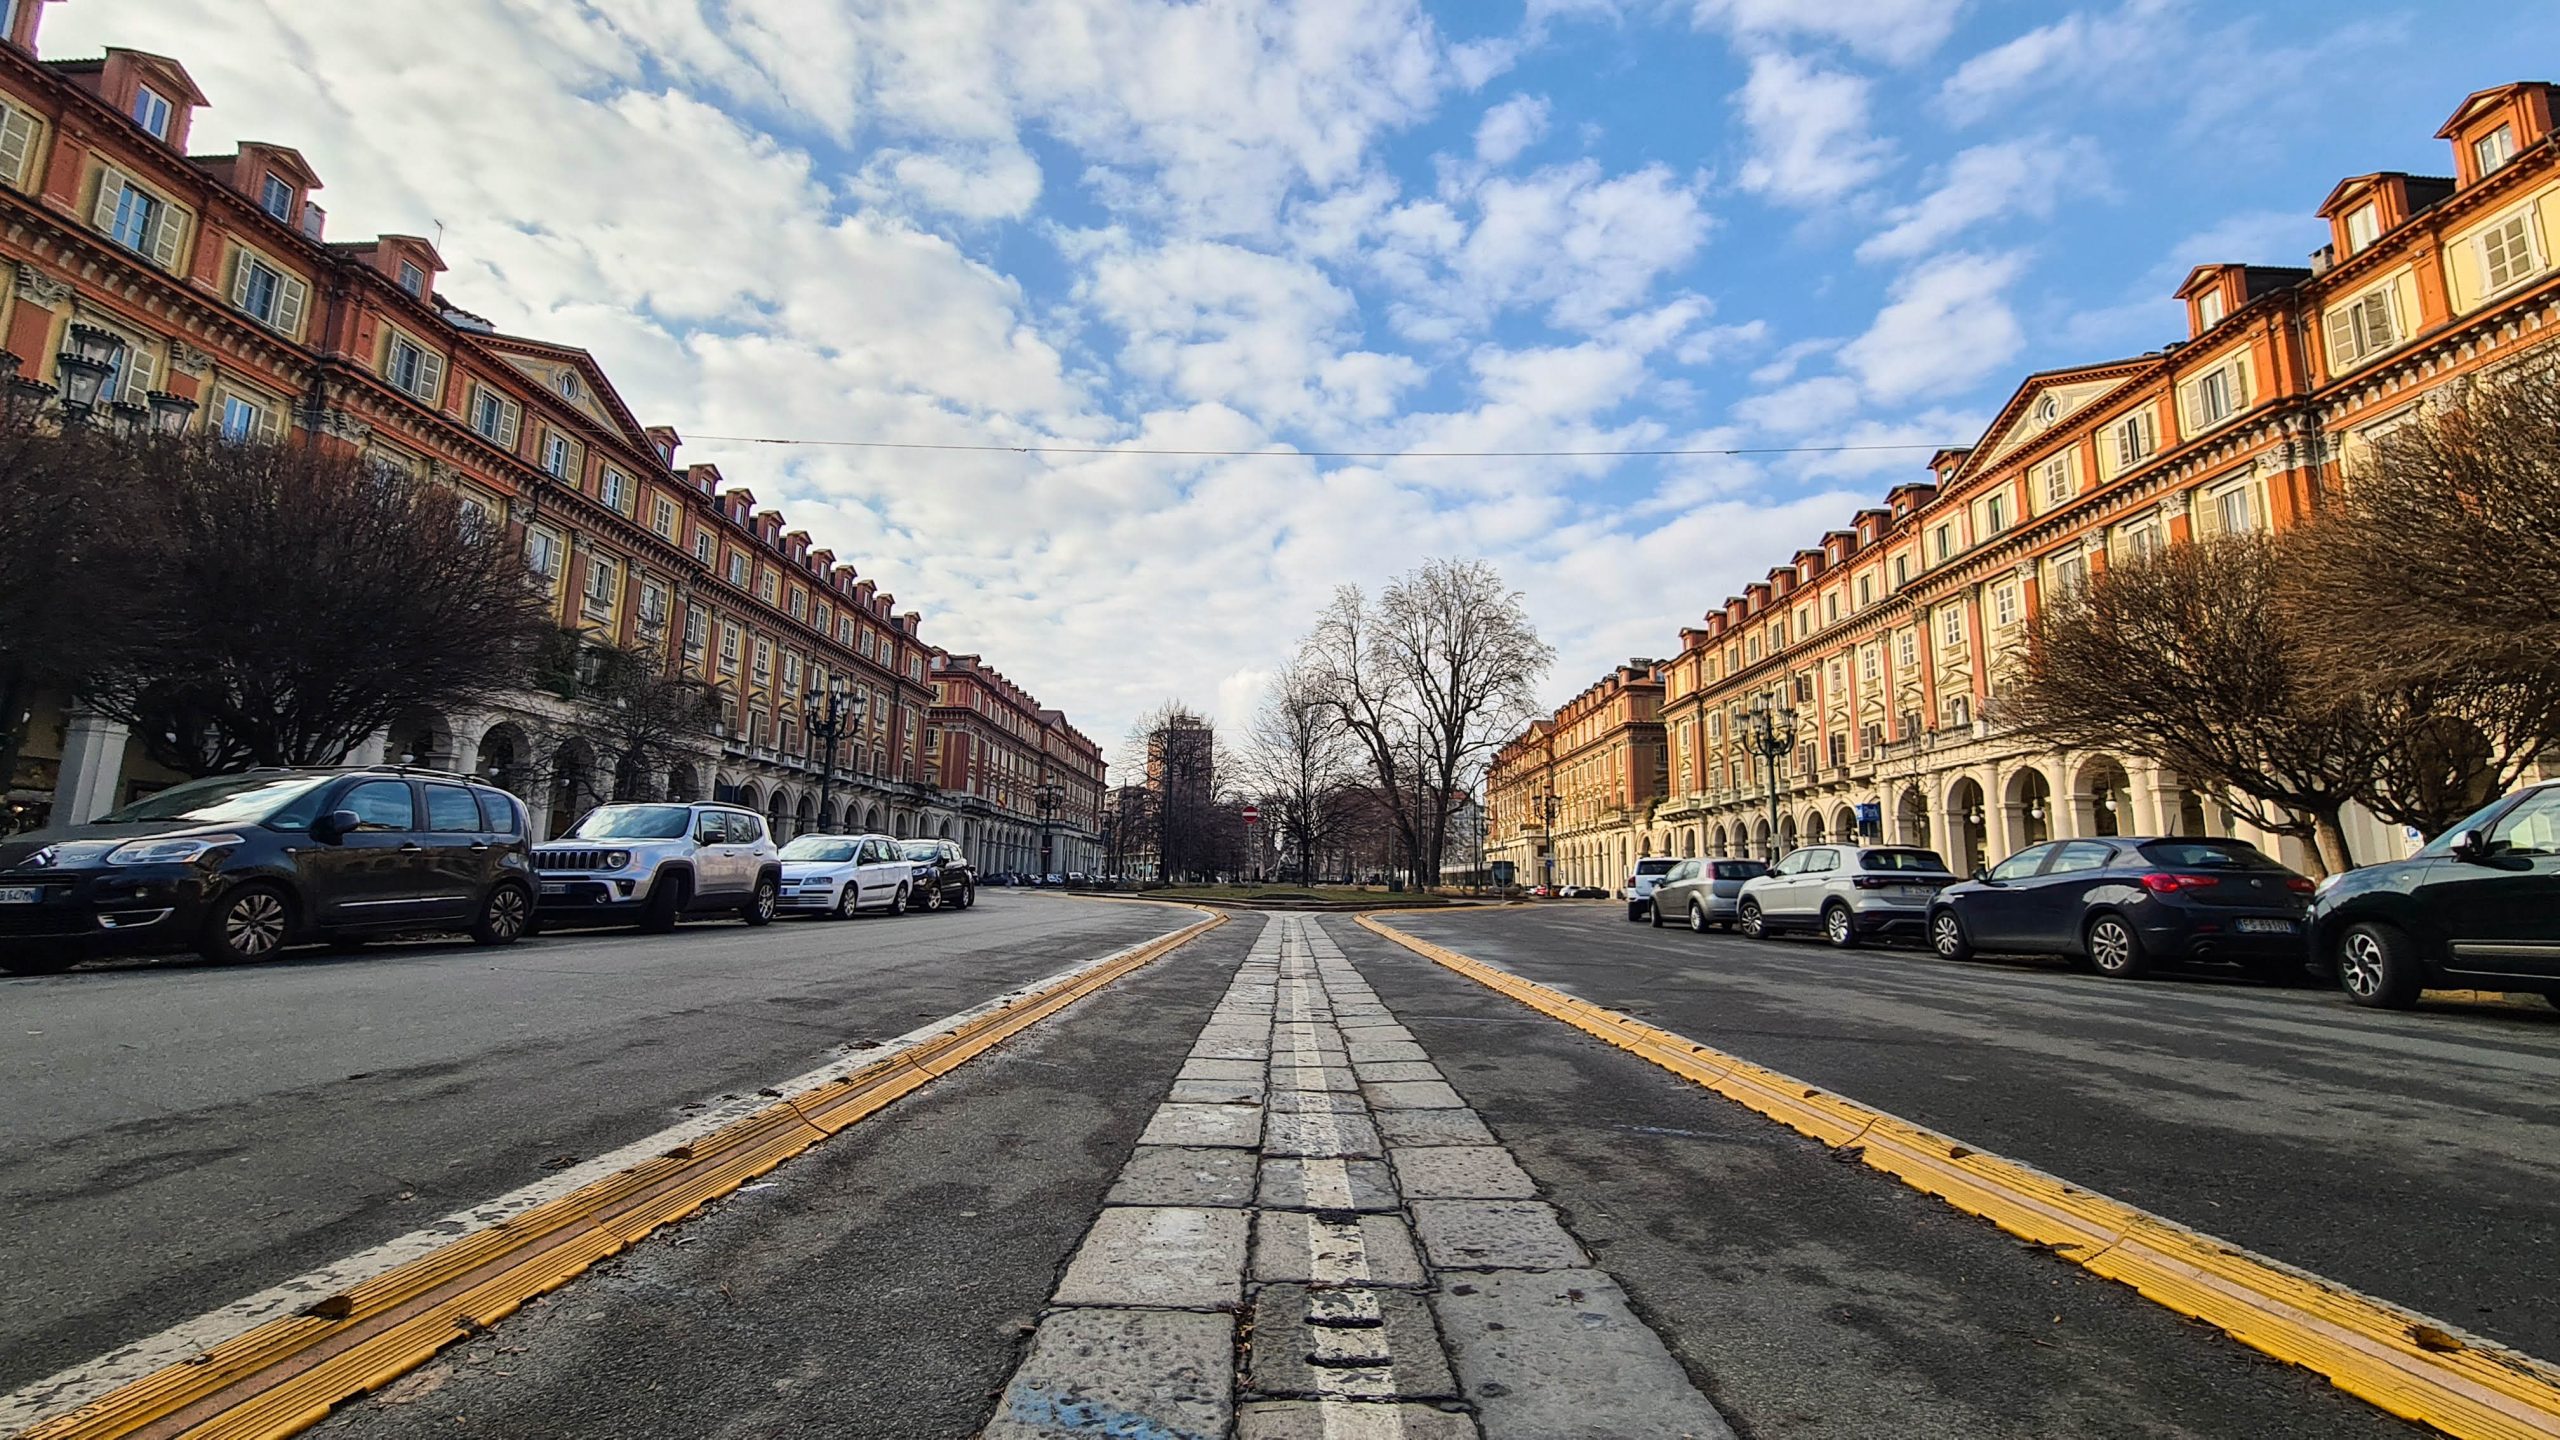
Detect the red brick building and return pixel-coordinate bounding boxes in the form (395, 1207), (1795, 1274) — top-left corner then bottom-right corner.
(0, 2), (1103, 855)
(929, 651), (1105, 876)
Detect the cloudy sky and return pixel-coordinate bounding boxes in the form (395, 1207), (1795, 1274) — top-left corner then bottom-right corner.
(71, 0), (2553, 748)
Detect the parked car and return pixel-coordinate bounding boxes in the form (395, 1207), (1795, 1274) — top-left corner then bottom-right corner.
(1648, 857), (1770, 931)
(1526, 884), (1554, 898)
(777, 833), (925, 918)
(0, 765), (535, 973)
(1929, 836), (2313, 979)
(903, 839), (978, 911)
(1622, 856), (1681, 921)
(1738, 844), (1955, 947)
(2311, 779), (2560, 1008)
(1044, 871), (1065, 887)
(530, 801), (781, 932)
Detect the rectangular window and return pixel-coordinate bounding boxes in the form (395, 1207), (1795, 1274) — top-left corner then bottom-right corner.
(683, 605), (707, 652)
(583, 556), (617, 609)
(725, 551), (749, 588)
(753, 640), (772, 682)
(2343, 203), (2379, 255)
(1892, 555), (1909, 588)
(639, 583), (668, 629)
(757, 570), (777, 604)
(599, 467), (630, 513)
(383, 334), (443, 402)
(260, 174), (293, 221)
(541, 431), (575, 479)
(230, 253), (307, 336)
(650, 495), (675, 535)
(1896, 628), (1916, 669)
(2196, 289), (2225, 329)
(218, 393), (262, 443)
(397, 258), (426, 296)
(2037, 454), (2070, 505)
(2324, 286), (2399, 368)
(2188, 364), (2239, 428)
(719, 623), (741, 668)
(131, 84), (172, 139)
(2053, 552), (2088, 597)
(1932, 523), (1954, 560)
(2113, 410), (2157, 469)
(1855, 575), (1872, 608)
(109, 182), (156, 252)
(2215, 486), (2254, 536)
(788, 588), (806, 619)
(0, 100), (38, 190)
(783, 653), (801, 690)
(524, 529), (560, 581)
(2477, 212), (2544, 293)
(1939, 605), (1966, 648)
(469, 387), (522, 448)
(1992, 582), (2021, 629)
(1859, 646), (1879, 682)
(2124, 522), (2164, 562)
(1823, 594), (1838, 624)
(692, 531), (713, 566)
(1982, 492), (2008, 533)
(2474, 124), (2517, 176)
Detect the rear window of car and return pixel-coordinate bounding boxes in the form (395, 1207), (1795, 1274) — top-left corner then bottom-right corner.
(1859, 849), (1949, 872)
(2136, 840), (2284, 869)
(422, 783), (483, 833)
(1634, 859), (1677, 876)
(1711, 861), (1768, 880)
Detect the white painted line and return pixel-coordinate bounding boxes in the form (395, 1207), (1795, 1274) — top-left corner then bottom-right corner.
(0, 918), (1209, 1433)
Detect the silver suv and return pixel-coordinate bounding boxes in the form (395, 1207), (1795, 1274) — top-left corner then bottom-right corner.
(1647, 856), (1770, 932)
(532, 801), (782, 933)
(1735, 844), (1955, 947)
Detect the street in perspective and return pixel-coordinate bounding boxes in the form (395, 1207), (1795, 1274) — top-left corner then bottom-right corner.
(5, 2), (2560, 1438)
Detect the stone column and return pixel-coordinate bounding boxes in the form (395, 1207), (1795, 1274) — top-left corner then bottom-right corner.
(448, 725), (482, 781)
(53, 706), (133, 824)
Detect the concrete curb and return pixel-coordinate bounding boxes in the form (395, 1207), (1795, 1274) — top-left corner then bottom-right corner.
(1358, 913), (2560, 1440)
(14, 912), (1226, 1440)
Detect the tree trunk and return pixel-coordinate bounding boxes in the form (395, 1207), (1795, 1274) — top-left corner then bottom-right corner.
(2309, 807), (2357, 879)
(0, 664), (23, 827)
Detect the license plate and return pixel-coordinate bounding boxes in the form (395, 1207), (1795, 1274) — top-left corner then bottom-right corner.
(1895, 886), (1932, 900)
(2236, 918), (2297, 934)
(0, 886), (39, 904)
(539, 882), (569, 896)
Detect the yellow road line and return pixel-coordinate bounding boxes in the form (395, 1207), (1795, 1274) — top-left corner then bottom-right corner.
(1356, 913), (2560, 1440)
(17, 913), (1225, 1440)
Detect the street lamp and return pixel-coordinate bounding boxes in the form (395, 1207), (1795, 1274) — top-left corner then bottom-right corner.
(53, 326), (121, 424)
(1034, 779), (1064, 878)
(1744, 692), (1800, 863)
(146, 390), (197, 435)
(1539, 790), (1560, 889)
(802, 683), (865, 832)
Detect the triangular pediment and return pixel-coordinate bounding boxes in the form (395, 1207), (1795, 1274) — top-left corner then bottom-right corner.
(481, 335), (657, 459)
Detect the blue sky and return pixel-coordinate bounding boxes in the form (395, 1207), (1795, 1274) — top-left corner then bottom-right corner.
(72, 0), (2560, 750)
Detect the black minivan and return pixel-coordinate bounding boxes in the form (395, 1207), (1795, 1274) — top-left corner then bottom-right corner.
(0, 766), (535, 974)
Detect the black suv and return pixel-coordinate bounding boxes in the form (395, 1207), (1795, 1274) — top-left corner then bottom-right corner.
(0, 766), (535, 974)
(897, 838), (977, 911)
(2310, 778), (2560, 1008)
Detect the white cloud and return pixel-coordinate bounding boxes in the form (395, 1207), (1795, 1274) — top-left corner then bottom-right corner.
(1858, 135), (2109, 262)
(1474, 94), (1551, 165)
(855, 143), (1044, 221)
(1693, 0), (1966, 66)
(1839, 250), (2028, 402)
(1733, 52), (1894, 206)
(1732, 375), (1863, 434)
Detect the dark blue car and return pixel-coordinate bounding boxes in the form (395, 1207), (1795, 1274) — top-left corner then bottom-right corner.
(2309, 779), (2560, 1009)
(1927, 836), (2314, 981)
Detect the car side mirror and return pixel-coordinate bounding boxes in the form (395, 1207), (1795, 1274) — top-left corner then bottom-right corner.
(2447, 828), (2486, 862)
(314, 809), (360, 844)
(1970, 866), (1991, 883)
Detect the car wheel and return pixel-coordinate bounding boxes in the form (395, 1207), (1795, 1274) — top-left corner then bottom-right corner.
(1822, 902), (1860, 949)
(741, 876), (778, 926)
(832, 885), (858, 920)
(1648, 899), (1665, 928)
(2339, 922), (2421, 1009)
(959, 883), (975, 910)
(1930, 909), (1973, 962)
(2085, 913), (2150, 979)
(472, 883), (531, 946)
(0, 944), (78, 976)
(887, 884), (908, 917)
(1688, 902), (1709, 934)
(1738, 899), (1766, 940)
(200, 884), (294, 964)
(639, 871), (688, 933)
(922, 882), (946, 913)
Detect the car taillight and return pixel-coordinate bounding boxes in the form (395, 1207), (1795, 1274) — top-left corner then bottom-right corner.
(2140, 872), (2218, 894)
(2284, 875), (2316, 895)
(1852, 875), (1892, 889)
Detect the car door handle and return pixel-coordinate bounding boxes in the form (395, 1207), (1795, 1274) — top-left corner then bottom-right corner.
(398, 843), (425, 853)
(469, 842), (490, 852)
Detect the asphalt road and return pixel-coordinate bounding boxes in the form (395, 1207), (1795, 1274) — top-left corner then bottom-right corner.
(0, 891), (1199, 1396)
(1387, 902), (2560, 1361)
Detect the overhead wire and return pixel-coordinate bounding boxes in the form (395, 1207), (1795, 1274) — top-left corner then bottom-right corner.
(677, 435), (1958, 459)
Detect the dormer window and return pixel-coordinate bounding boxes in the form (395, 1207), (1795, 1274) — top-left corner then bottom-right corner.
(2343, 203), (2379, 254)
(259, 174), (293, 221)
(2474, 124), (2517, 177)
(2196, 289), (2226, 329)
(397, 259), (425, 296)
(132, 84), (173, 140)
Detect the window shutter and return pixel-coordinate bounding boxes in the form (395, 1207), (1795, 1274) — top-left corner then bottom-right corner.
(229, 250), (255, 309)
(0, 106), (37, 189)
(415, 348), (443, 403)
(148, 203), (185, 269)
(255, 399), (286, 442)
(90, 166), (125, 232)
(273, 275), (307, 336)
(499, 398), (521, 449)
(122, 343), (156, 402)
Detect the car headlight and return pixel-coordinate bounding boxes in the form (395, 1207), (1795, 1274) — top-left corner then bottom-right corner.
(603, 850), (633, 871)
(106, 834), (244, 866)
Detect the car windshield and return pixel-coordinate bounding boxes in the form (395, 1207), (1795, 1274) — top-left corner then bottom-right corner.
(780, 837), (860, 862)
(1712, 861), (1768, 880)
(1859, 849), (1949, 872)
(900, 840), (944, 861)
(96, 772), (332, 826)
(1634, 859), (1677, 876)
(568, 804), (693, 840)
(2136, 840), (2285, 870)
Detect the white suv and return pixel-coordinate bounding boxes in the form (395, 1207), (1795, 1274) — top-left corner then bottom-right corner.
(532, 801), (782, 932)
(1623, 856), (1681, 921)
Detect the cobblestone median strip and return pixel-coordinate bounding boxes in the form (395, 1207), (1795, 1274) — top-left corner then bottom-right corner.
(986, 915), (1735, 1440)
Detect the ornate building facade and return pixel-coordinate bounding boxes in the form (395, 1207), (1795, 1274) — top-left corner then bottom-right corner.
(0, 4), (1102, 866)
(1491, 80), (2560, 880)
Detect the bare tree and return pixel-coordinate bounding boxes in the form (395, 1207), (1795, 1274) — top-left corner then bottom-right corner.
(1303, 559), (1552, 886)
(522, 637), (727, 812)
(2003, 534), (2383, 875)
(0, 422), (156, 805)
(83, 437), (553, 775)
(1240, 661), (1358, 885)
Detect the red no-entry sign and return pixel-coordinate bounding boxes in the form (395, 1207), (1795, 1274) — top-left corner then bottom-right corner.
(1241, 805), (1261, 825)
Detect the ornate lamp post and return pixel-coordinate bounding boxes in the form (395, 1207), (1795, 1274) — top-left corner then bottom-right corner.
(1539, 790), (1560, 889)
(802, 683), (865, 832)
(1745, 692), (1800, 863)
(145, 390), (197, 435)
(53, 326), (122, 425)
(1034, 779), (1064, 877)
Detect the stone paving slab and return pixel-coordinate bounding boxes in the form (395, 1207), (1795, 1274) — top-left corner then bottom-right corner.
(1433, 1269), (1733, 1440)
(1177, 1057), (1265, 1083)
(1267, 1089), (1370, 1115)
(1374, 1108), (1499, 1147)
(1141, 1101), (1264, 1148)
(1238, 1401), (1481, 1439)
(1257, 1156), (1399, 1212)
(1262, 1109), (1385, 1158)
(1346, 1040), (1430, 1064)
(1252, 1210), (1426, 1287)
(1389, 1145), (1539, 1201)
(1361, 1080), (1469, 1110)
(986, 1307), (1236, 1440)
(1409, 1200), (1590, 1272)
(1245, 1284), (1458, 1400)
(1055, 1205), (1250, 1309)
(1270, 1064), (1362, 1092)
(1351, 1060), (1443, 1084)
(1168, 1077), (1264, 1105)
(1107, 1146), (1259, 1208)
